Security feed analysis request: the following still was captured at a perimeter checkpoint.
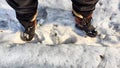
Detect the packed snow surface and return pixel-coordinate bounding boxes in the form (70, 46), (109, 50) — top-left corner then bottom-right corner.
(0, 0), (120, 68)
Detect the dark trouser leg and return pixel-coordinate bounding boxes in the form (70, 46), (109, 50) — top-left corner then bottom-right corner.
(6, 0), (38, 41)
(72, 0), (99, 37)
(6, 0), (38, 27)
(71, 0), (98, 17)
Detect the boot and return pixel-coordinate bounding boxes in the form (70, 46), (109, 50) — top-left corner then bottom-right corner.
(73, 11), (98, 37)
(20, 20), (36, 41)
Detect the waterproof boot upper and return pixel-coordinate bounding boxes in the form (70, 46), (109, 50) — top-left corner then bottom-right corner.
(73, 11), (98, 37)
(20, 20), (36, 41)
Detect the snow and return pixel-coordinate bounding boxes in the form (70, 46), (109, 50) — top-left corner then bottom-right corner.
(0, 0), (120, 67)
(1, 44), (120, 68)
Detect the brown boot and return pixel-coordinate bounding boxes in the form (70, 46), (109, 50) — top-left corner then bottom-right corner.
(20, 20), (37, 41)
(73, 11), (98, 37)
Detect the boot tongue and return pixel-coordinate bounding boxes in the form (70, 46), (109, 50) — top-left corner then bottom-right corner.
(75, 16), (92, 27)
(73, 12), (92, 26)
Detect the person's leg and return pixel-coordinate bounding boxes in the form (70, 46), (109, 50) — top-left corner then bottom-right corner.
(71, 0), (98, 17)
(6, 0), (38, 41)
(71, 0), (98, 37)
